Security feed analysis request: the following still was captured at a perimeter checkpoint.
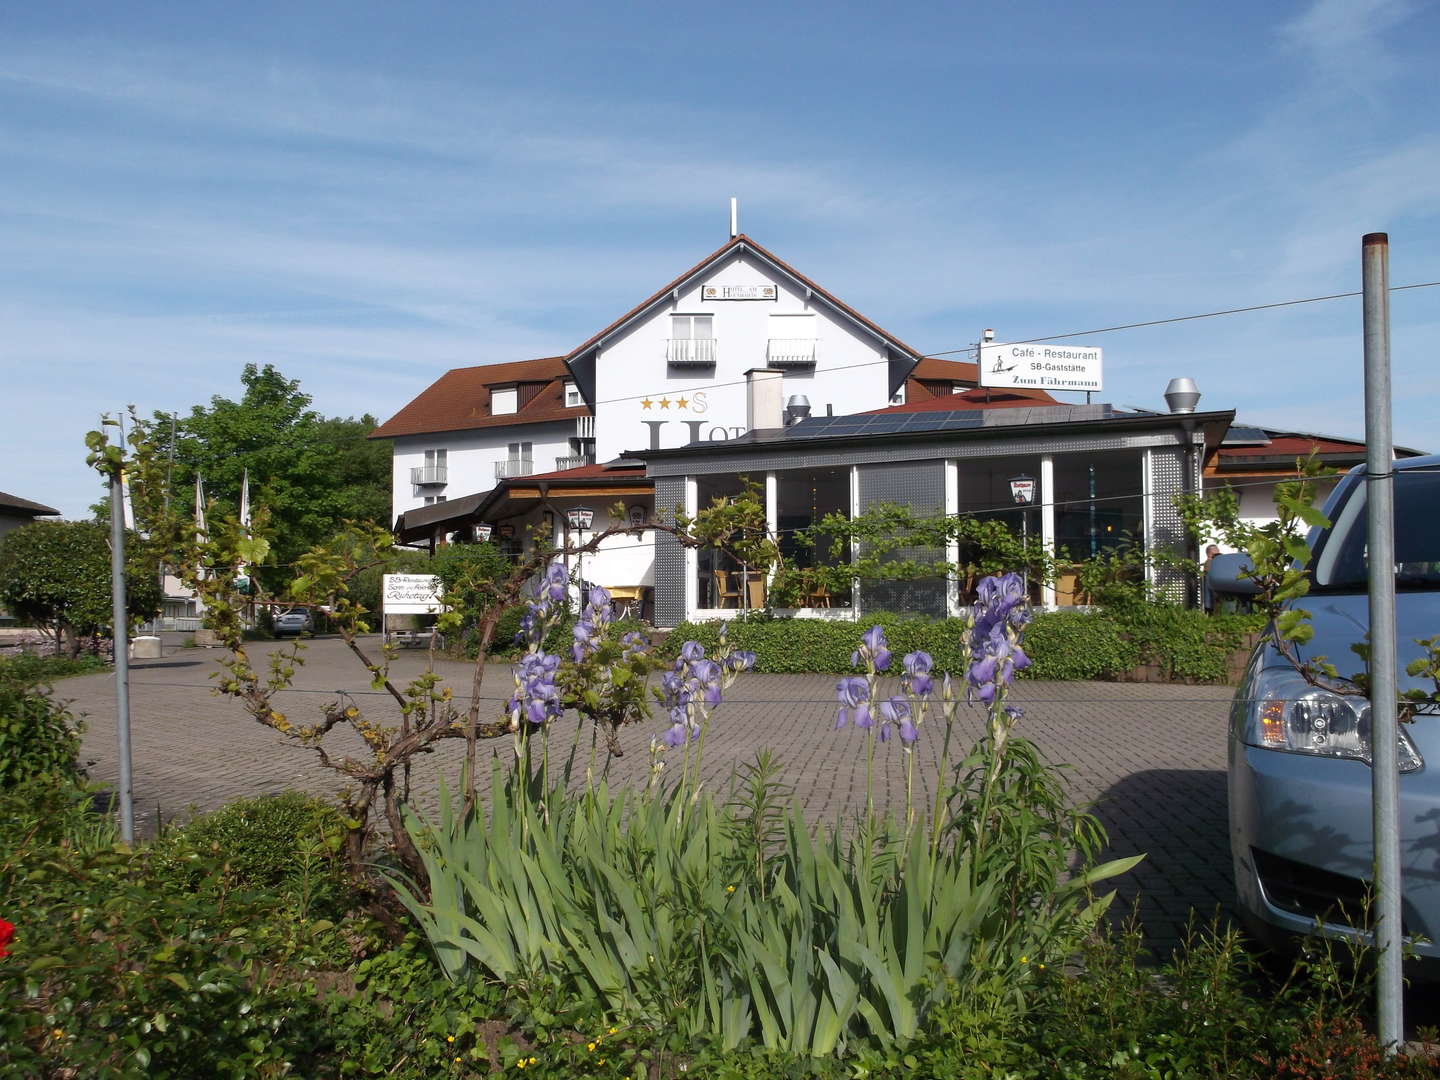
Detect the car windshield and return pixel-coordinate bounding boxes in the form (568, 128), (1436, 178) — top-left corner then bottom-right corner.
(1312, 468), (1440, 589)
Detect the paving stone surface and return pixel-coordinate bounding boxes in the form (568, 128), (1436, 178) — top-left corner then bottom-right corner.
(64, 635), (1236, 953)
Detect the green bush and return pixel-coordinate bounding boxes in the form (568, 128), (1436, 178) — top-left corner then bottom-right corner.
(1022, 611), (1139, 681)
(0, 662), (86, 790)
(1114, 604), (1265, 683)
(153, 791), (348, 911)
(665, 608), (1263, 684)
(664, 613), (972, 674)
(0, 651), (108, 683)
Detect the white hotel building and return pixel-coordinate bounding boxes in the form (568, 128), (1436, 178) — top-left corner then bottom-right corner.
(369, 234), (1014, 611)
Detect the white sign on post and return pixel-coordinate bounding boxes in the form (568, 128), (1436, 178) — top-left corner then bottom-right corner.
(382, 574), (444, 615)
(980, 342), (1103, 392)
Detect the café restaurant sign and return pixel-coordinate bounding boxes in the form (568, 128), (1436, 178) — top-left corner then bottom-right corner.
(980, 342), (1103, 392)
(702, 282), (777, 301)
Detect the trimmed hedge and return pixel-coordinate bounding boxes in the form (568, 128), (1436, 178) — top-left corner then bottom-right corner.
(665, 607), (1266, 683)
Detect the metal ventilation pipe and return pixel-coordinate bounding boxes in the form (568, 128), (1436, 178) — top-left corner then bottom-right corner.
(1164, 377), (1201, 414)
(785, 394), (812, 426)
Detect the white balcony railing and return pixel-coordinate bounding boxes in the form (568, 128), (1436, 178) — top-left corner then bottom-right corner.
(575, 414), (595, 438)
(667, 337), (718, 365)
(553, 454), (596, 471)
(494, 458), (535, 480)
(410, 465), (448, 486)
(766, 338), (818, 366)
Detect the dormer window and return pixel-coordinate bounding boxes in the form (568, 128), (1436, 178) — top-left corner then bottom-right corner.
(491, 386), (518, 415)
(564, 381), (582, 407)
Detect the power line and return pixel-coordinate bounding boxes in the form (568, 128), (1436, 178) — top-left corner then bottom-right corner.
(589, 280), (1440, 406)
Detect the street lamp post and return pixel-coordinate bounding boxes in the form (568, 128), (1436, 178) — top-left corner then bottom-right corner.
(565, 506), (595, 604)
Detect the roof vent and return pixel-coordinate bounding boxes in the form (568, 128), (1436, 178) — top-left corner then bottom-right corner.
(785, 394), (812, 426)
(1164, 377), (1201, 414)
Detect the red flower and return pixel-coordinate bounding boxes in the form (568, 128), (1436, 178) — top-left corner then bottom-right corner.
(0, 919), (13, 958)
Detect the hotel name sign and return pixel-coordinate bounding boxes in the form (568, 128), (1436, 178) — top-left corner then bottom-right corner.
(702, 282), (777, 301)
(980, 342), (1103, 392)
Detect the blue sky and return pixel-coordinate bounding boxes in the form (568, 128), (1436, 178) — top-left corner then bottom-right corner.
(2, 0), (1437, 518)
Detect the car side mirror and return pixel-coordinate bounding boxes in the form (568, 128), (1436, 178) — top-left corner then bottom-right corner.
(1207, 552), (1260, 596)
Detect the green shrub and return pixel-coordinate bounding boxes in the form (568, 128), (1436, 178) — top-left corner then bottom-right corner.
(153, 790), (348, 911)
(0, 662), (85, 790)
(0, 651), (108, 683)
(1114, 604), (1265, 682)
(663, 609), (1263, 684)
(1022, 611), (1139, 681)
(664, 613), (972, 674)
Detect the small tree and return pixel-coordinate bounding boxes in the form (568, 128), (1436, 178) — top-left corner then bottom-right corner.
(0, 521), (162, 657)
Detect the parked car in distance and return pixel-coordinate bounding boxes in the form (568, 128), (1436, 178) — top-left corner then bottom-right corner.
(273, 608), (314, 637)
(1217, 453), (1440, 965)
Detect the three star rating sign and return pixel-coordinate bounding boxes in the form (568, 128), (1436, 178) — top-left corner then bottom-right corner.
(640, 395), (690, 411)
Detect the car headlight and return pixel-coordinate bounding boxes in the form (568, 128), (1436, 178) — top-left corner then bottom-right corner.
(1244, 668), (1424, 772)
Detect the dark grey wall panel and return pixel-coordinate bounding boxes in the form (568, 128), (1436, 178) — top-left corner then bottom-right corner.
(856, 460), (948, 618)
(652, 476), (687, 628)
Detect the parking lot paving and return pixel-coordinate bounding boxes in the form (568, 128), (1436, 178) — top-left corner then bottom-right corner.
(62, 635), (1236, 954)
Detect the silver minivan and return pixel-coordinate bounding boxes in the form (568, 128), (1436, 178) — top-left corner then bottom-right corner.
(1220, 454), (1440, 960)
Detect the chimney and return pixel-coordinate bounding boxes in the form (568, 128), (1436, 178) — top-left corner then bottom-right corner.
(1164, 377), (1201, 414)
(746, 368), (784, 431)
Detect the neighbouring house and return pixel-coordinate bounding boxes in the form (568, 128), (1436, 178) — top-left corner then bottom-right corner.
(0, 490), (59, 544)
(371, 233), (1015, 572)
(1202, 424), (1426, 544)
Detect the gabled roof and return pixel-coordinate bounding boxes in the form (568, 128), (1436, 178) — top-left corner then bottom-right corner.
(562, 234), (930, 374)
(369, 356), (587, 440)
(0, 491), (60, 516)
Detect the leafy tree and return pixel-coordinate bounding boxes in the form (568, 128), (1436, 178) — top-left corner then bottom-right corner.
(134, 364), (389, 582)
(0, 521), (162, 657)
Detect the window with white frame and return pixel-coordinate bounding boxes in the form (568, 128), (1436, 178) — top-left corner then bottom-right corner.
(668, 314), (716, 365)
(890, 385), (907, 405)
(491, 386), (518, 414)
(564, 381), (582, 407)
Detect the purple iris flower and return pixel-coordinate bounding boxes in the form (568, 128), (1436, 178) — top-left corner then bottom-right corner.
(965, 572), (1032, 707)
(851, 624), (892, 671)
(877, 696), (914, 743)
(835, 675), (871, 729)
(902, 651), (935, 697)
(680, 640), (706, 662)
(506, 650), (563, 727)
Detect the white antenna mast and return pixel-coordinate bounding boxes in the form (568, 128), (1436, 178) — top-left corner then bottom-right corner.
(730, 197), (738, 238)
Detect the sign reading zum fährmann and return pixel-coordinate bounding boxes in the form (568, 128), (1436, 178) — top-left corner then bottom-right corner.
(383, 573), (444, 615)
(980, 343), (1103, 392)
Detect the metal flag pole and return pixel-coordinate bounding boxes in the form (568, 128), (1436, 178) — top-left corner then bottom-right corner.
(1362, 231), (1402, 1052)
(108, 450), (135, 845)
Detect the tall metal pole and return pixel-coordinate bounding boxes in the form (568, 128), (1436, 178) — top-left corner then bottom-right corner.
(1362, 231), (1402, 1051)
(109, 470), (135, 845)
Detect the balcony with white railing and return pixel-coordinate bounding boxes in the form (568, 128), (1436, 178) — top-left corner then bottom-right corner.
(575, 415), (595, 438)
(667, 337), (718, 366)
(766, 338), (818, 367)
(553, 454), (596, 471)
(494, 458), (535, 480)
(410, 465), (448, 486)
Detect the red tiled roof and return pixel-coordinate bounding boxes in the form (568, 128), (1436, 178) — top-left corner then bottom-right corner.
(862, 386), (1059, 415)
(369, 356), (588, 439)
(563, 234), (929, 366)
(1218, 435), (1365, 459)
(907, 356), (980, 384)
